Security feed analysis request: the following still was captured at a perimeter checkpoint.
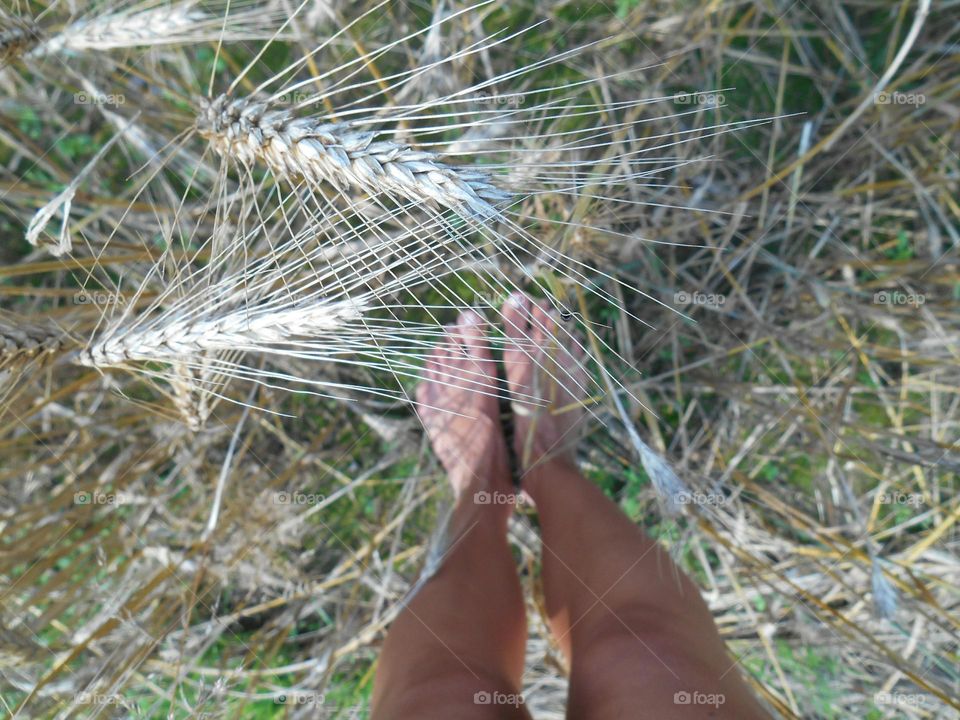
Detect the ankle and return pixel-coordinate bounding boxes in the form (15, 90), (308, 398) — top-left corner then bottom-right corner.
(520, 456), (579, 499)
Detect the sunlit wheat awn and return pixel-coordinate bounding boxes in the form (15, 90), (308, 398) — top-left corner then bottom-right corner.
(67, 1), (768, 509)
(183, 2), (770, 343)
(76, 210), (552, 406)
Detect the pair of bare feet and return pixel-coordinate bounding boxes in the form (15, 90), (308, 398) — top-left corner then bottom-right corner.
(415, 292), (585, 512)
(375, 291), (772, 719)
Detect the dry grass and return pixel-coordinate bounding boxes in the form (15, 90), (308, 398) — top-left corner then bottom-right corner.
(1, 1), (958, 719)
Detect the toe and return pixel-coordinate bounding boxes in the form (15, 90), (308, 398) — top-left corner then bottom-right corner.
(454, 311), (500, 399)
(502, 292), (532, 341)
(502, 292), (533, 388)
(423, 331), (455, 381)
(415, 376), (432, 411)
(530, 301), (590, 408)
(426, 319), (498, 403)
(453, 310), (491, 361)
(529, 300), (557, 347)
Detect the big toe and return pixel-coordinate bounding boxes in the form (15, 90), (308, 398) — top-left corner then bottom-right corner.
(530, 299), (559, 341)
(452, 311), (500, 393)
(416, 322), (493, 422)
(502, 291), (532, 340)
(502, 292), (533, 389)
(531, 302), (589, 405)
(452, 310), (491, 360)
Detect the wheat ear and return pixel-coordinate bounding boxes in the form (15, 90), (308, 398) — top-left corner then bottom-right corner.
(78, 300), (366, 368)
(20, 1), (293, 60)
(196, 94), (510, 217)
(35, 4), (205, 55)
(0, 314), (70, 368)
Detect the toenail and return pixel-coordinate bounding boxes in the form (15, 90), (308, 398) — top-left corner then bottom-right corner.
(510, 402), (533, 417)
(505, 292), (527, 309)
(459, 310), (482, 326)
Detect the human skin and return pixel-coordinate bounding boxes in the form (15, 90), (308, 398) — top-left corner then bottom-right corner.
(370, 295), (770, 720)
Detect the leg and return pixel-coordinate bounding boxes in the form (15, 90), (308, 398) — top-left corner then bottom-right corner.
(502, 293), (769, 720)
(371, 311), (531, 720)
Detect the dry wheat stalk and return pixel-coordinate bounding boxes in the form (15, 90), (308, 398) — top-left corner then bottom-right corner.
(196, 93), (510, 217)
(26, 116), (134, 255)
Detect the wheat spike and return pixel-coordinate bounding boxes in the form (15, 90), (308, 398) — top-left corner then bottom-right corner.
(10, 1), (295, 63)
(35, 4), (205, 55)
(196, 93), (510, 218)
(0, 314), (69, 368)
(78, 299), (366, 368)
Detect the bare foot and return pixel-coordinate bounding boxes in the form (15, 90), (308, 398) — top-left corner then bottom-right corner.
(416, 311), (513, 512)
(501, 292), (588, 489)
